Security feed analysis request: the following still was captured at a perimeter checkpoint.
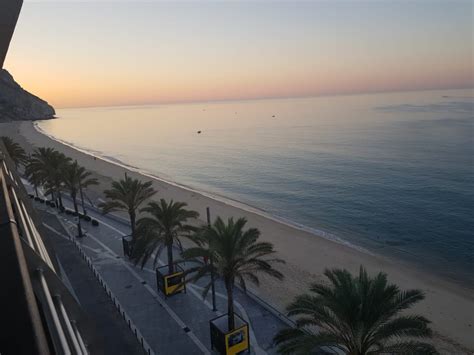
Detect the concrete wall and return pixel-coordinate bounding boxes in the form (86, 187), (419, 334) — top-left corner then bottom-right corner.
(0, 0), (23, 69)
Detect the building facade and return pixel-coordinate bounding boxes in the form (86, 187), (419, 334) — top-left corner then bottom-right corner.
(0, 0), (22, 68)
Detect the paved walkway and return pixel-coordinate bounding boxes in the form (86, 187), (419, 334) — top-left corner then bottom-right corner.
(27, 184), (290, 355)
(39, 211), (144, 355)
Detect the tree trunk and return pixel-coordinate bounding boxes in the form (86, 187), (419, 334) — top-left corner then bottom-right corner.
(34, 184), (38, 198)
(130, 211), (136, 241)
(72, 194), (79, 214)
(167, 242), (174, 274)
(72, 194), (82, 238)
(77, 219), (83, 238)
(79, 185), (87, 215)
(57, 189), (64, 209)
(226, 279), (235, 331)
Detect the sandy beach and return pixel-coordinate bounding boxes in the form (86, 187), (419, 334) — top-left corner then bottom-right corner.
(2, 120), (473, 354)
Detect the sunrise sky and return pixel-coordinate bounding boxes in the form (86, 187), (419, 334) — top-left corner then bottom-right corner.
(5, 0), (473, 108)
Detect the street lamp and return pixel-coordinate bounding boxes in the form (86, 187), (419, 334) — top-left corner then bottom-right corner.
(207, 207), (217, 312)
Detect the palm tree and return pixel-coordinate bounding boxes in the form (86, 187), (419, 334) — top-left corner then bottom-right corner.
(28, 147), (70, 207)
(1, 136), (27, 168)
(132, 199), (199, 274)
(63, 160), (99, 215)
(98, 173), (156, 240)
(182, 217), (284, 330)
(24, 156), (42, 197)
(274, 267), (438, 355)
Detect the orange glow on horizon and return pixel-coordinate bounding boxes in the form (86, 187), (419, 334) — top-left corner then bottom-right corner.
(5, 1), (473, 108)
(8, 60), (472, 109)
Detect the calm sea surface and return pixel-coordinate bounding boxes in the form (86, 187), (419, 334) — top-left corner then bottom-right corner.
(38, 89), (474, 286)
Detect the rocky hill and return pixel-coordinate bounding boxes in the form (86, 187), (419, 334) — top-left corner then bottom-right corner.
(0, 69), (55, 121)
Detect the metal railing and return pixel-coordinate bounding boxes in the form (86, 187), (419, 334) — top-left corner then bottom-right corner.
(0, 162), (50, 355)
(0, 145), (96, 355)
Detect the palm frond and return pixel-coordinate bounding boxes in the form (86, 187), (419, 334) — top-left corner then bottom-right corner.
(131, 198), (199, 271)
(181, 215), (283, 330)
(102, 173), (157, 215)
(1, 136), (28, 168)
(274, 266), (437, 354)
(377, 340), (438, 354)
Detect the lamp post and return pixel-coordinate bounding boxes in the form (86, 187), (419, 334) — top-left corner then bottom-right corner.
(207, 207), (217, 312)
(77, 216), (83, 238)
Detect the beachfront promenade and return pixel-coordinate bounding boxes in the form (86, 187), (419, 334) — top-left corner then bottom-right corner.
(23, 180), (301, 355)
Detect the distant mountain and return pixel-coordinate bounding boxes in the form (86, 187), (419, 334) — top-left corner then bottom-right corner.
(0, 69), (55, 121)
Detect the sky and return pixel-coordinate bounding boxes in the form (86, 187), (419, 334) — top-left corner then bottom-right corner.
(4, 0), (473, 108)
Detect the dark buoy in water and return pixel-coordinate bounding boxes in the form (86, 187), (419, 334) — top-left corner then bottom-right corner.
(272, 115), (275, 118)
(197, 130), (202, 134)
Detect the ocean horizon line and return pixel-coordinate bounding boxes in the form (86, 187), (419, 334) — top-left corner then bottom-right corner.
(53, 85), (474, 111)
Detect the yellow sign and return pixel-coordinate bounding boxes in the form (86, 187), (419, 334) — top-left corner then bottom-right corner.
(225, 324), (249, 355)
(164, 271), (185, 296)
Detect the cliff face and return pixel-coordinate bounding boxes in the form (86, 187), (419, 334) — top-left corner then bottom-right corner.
(0, 69), (55, 121)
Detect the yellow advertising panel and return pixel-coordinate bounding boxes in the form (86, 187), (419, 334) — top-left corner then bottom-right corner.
(225, 324), (249, 355)
(164, 271), (185, 295)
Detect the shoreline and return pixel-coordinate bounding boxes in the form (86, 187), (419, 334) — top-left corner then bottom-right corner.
(33, 121), (374, 257)
(3, 120), (473, 353)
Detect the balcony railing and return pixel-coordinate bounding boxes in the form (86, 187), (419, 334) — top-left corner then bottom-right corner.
(0, 144), (97, 355)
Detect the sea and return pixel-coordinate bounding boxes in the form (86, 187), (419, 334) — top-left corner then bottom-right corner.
(37, 89), (474, 287)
